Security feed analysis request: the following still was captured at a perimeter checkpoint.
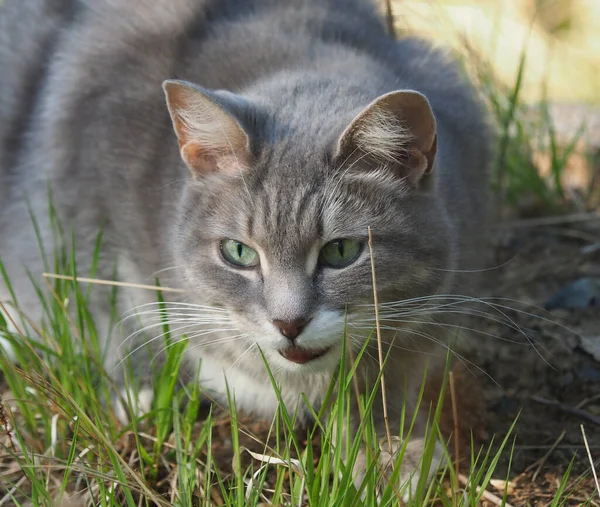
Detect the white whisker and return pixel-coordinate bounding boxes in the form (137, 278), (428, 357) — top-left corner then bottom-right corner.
(376, 328), (499, 386)
(148, 265), (184, 278)
(155, 333), (248, 363)
(116, 325), (237, 368)
(229, 341), (255, 369)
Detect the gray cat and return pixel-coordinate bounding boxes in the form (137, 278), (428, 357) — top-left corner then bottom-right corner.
(0, 0), (493, 499)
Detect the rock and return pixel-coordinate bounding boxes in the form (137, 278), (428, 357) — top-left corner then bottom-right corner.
(544, 277), (600, 310)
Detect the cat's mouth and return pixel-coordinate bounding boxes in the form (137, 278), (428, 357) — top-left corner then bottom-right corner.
(278, 346), (331, 364)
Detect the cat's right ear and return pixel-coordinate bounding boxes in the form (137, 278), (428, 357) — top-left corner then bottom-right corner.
(334, 90), (437, 188)
(162, 80), (251, 177)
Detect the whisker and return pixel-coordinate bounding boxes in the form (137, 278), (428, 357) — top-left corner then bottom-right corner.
(350, 330), (436, 357)
(359, 307), (534, 343)
(358, 292), (577, 345)
(429, 253), (520, 274)
(229, 341), (255, 370)
(118, 320), (230, 350)
(350, 319), (533, 348)
(124, 301), (228, 314)
(148, 265), (184, 278)
(371, 293), (577, 337)
(155, 333), (248, 363)
(116, 325), (237, 368)
(121, 310), (231, 323)
(376, 328), (500, 386)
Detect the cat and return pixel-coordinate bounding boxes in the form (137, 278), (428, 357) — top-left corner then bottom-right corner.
(0, 0), (493, 499)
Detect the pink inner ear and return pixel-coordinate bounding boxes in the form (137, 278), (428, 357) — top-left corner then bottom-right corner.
(181, 142), (219, 174)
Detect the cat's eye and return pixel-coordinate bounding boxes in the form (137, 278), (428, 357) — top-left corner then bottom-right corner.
(220, 239), (260, 268)
(319, 239), (362, 268)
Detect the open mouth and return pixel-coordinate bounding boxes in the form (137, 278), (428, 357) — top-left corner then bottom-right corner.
(278, 346), (331, 364)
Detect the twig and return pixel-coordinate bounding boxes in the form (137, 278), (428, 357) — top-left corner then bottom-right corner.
(449, 371), (460, 483)
(42, 273), (185, 293)
(500, 211), (600, 228)
(368, 226), (393, 452)
(0, 393), (16, 453)
(582, 425), (600, 499)
(458, 473), (514, 507)
(531, 395), (600, 426)
(524, 393), (600, 480)
(0, 474), (28, 506)
(582, 241), (600, 255)
(526, 429), (567, 481)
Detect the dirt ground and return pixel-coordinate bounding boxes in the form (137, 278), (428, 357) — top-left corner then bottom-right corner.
(464, 219), (600, 504)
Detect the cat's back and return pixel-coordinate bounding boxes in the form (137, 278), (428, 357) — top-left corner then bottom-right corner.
(0, 0), (491, 268)
(0, 0), (77, 194)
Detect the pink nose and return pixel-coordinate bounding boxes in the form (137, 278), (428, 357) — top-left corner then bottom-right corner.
(272, 318), (309, 340)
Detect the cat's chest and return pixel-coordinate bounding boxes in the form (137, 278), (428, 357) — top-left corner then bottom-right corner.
(195, 356), (330, 419)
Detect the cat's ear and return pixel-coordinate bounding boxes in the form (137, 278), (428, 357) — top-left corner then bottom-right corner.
(335, 90), (437, 187)
(163, 80), (251, 177)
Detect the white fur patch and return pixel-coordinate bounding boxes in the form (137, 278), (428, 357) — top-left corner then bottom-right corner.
(0, 335), (17, 363)
(114, 387), (154, 424)
(196, 353), (333, 419)
(0, 306), (19, 362)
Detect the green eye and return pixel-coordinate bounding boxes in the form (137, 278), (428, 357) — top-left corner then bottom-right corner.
(319, 239), (362, 268)
(220, 239), (259, 268)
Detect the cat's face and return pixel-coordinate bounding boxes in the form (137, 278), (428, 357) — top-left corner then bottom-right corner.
(164, 80), (453, 374)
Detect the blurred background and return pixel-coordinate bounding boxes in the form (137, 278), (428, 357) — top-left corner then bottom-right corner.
(391, 0), (600, 217)
(394, 0), (599, 103)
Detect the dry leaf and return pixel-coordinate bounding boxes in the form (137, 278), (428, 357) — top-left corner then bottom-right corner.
(489, 478), (516, 495)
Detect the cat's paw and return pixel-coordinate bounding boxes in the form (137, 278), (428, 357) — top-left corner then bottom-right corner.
(355, 436), (444, 504)
(113, 386), (153, 424)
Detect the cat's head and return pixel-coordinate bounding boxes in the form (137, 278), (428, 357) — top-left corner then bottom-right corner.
(163, 79), (454, 374)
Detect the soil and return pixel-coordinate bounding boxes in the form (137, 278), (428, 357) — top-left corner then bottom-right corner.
(463, 219), (600, 505)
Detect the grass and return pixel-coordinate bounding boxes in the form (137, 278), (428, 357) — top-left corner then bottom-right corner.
(1, 3), (599, 506)
(0, 269), (515, 506)
(466, 30), (596, 217)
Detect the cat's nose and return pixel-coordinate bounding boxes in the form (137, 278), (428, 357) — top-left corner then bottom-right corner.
(272, 318), (310, 341)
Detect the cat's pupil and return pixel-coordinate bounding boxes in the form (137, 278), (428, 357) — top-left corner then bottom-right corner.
(236, 242), (243, 258)
(337, 241), (344, 258)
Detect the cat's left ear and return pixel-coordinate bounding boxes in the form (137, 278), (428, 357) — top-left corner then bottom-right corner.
(335, 90), (437, 187)
(163, 79), (251, 177)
